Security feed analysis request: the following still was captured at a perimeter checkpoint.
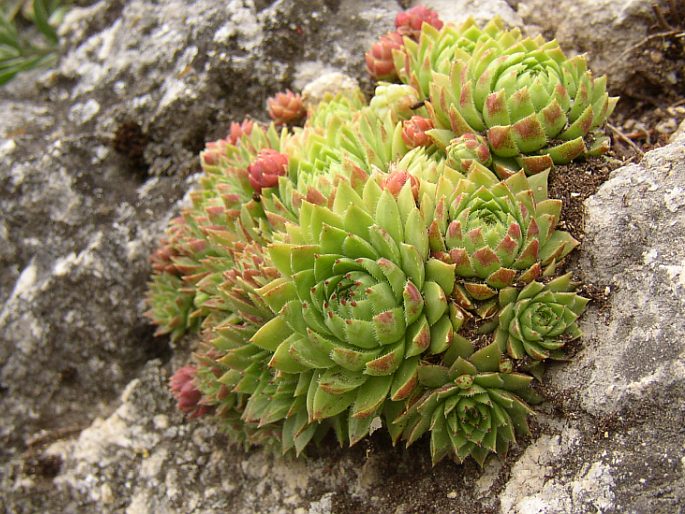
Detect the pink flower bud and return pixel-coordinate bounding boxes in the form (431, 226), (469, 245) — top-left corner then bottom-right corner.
(381, 170), (419, 200)
(227, 118), (255, 145)
(365, 32), (404, 81)
(169, 366), (209, 418)
(395, 5), (443, 40)
(401, 115), (435, 148)
(267, 90), (305, 125)
(247, 149), (288, 194)
(201, 140), (227, 167)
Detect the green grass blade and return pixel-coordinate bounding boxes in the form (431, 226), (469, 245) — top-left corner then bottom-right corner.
(32, 0), (58, 45)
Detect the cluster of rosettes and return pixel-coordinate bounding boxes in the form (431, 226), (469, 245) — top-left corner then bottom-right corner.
(147, 8), (613, 467)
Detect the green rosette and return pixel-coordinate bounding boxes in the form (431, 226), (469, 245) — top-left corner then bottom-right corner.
(254, 174), (462, 445)
(494, 273), (589, 362)
(394, 338), (540, 466)
(425, 24), (617, 173)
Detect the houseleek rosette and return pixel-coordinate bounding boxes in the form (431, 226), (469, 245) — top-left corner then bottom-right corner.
(200, 121), (287, 203)
(305, 87), (366, 130)
(395, 5), (443, 40)
(366, 31), (404, 81)
(144, 10), (601, 463)
(189, 240), (336, 454)
(435, 163), (578, 311)
(426, 26), (617, 173)
(394, 337), (539, 466)
(145, 273), (198, 342)
(146, 121), (295, 343)
(445, 133), (492, 172)
(267, 90), (305, 125)
(368, 83), (424, 124)
(394, 146), (456, 184)
(145, 216), (209, 341)
(270, 103), (408, 219)
(252, 175), (461, 444)
(402, 115), (435, 148)
(494, 273), (589, 362)
(393, 17), (513, 98)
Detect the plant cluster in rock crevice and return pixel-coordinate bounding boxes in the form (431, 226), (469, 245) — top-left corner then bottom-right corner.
(146, 6), (617, 467)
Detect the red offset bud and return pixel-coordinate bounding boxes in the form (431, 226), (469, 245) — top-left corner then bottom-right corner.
(395, 5), (443, 40)
(381, 170), (419, 200)
(247, 149), (288, 194)
(267, 90), (305, 125)
(201, 140), (228, 167)
(227, 118), (255, 145)
(401, 115), (434, 148)
(365, 31), (404, 81)
(169, 366), (209, 418)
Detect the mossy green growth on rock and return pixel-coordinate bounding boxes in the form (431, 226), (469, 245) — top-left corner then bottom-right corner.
(150, 8), (612, 466)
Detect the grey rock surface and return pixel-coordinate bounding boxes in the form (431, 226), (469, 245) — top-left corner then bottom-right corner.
(1, 0), (685, 512)
(54, 0), (399, 177)
(0, 89), (183, 455)
(414, 0), (522, 27)
(501, 131), (685, 513)
(0, 0), (401, 510)
(516, 0), (678, 97)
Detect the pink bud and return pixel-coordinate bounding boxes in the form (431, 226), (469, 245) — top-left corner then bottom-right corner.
(227, 118), (255, 145)
(365, 32), (404, 81)
(395, 5), (443, 40)
(247, 149), (288, 194)
(401, 115), (435, 148)
(169, 366), (210, 418)
(201, 140), (227, 167)
(267, 90), (305, 125)
(381, 170), (419, 199)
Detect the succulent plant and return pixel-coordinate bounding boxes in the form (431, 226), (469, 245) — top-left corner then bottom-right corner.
(494, 273), (589, 362)
(305, 87), (366, 130)
(393, 17), (511, 99)
(368, 83), (423, 124)
(273, 106), (408, 218)
(192, 345), (287, 451)
(254, 174), (463, 443)
(267, 90), (306, 125)
(445, 133), (492, 173)
(395, 5), (443, 41)
(380, 169), (419, 198)
(425, 25), (617, 173)
(146, 121), (289, 345)
(227, 118), (255, 145)
(394, 339), (539, 466)
(365, 31), (404, 81)
(248, 149), (289, 194)
(395, 146), (456, 184)
(145, 215), (209, 341)
(170, 365), (211, 418)
(402, 115), (435, 148)
(389, 16), (617, 173)
(146, 8), (611, 466)
(189, 240), (301, 450)
(200, 120), (286, 201)
(146, 273), (199, 342)
(436, 164), (578, 312)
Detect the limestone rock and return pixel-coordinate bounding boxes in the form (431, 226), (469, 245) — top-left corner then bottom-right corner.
(498, 131), (685, 514)
(516, 0), (674, 96)
(0, 0), (402, 508)
(414, 0), (523, 27)
(2, 0), (685, 512)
